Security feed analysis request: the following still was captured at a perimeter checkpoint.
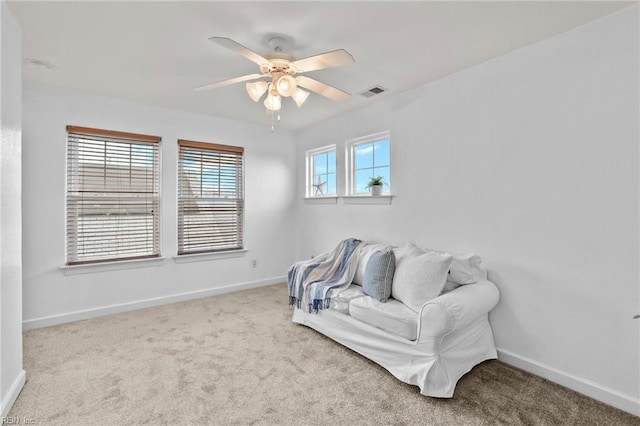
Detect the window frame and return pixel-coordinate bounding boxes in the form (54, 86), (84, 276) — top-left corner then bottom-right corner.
(177, 139), (245, 256)
(346, 131), (391, 196)
(65, 125), (161, 266)
(306, 145), (337, 198)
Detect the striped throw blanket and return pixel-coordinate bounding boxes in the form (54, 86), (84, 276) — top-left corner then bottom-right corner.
(288, 238), (363, 313)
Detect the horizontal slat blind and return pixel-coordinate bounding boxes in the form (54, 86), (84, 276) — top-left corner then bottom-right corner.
(178, 139), (244, 255)
(66, 126), (160, 265)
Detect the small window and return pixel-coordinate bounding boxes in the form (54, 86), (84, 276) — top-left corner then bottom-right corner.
(177, 140), (244, 255)
(66, 126), (161, 265)
(307, 146), (337, 197)
(348, 132), (391, 195)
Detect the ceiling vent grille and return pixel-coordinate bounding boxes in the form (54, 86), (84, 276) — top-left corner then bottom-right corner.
(360, 86), (387, 98)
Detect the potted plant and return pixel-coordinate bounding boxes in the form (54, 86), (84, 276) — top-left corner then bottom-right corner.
(366, 176), (386, 196)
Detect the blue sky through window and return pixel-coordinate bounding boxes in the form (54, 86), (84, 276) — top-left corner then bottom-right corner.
(353, 138), (390, 194)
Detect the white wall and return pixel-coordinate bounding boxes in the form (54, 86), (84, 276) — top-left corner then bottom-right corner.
(294, 5), (639, 415)
(21, 86), (297, 326)
(0, 0), (25, 417)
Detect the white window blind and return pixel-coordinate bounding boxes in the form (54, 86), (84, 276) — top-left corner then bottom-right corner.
(178, 140), (244, 255)
(66, 126), (161, 265)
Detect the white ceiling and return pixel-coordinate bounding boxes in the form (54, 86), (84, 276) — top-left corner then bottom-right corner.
(8, 1), (633, 130)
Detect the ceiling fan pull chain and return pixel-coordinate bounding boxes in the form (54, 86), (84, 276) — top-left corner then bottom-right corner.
(271, 111), (275, 133)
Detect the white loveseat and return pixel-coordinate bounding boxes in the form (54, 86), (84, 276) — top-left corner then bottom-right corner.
(291, 242), (500, 398)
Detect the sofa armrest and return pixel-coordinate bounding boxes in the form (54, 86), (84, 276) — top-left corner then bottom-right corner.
(417, 280), (500, 340)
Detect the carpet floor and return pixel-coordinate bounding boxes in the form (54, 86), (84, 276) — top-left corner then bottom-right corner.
(9, 283), (639, 425)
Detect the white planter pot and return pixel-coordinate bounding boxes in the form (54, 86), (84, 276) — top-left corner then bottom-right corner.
(370, 185), (383, 196)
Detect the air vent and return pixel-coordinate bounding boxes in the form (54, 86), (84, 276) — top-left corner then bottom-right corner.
(360, 86), (387, 98)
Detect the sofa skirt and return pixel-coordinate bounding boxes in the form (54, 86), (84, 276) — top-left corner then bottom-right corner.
(292, 307), (497, 397)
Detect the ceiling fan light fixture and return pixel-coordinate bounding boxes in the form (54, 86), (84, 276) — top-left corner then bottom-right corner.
(275, 75), (297, 97)
(245, 80), (268, 102)
(292, 88), (310, 107)
(264, 91), (282, 111)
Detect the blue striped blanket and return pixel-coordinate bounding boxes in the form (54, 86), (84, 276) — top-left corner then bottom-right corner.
(288, 238), (362, 313)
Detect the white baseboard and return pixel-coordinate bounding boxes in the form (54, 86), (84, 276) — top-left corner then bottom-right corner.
(497, 348), (639, 417)
(23, 276), (286, 330)
(1, 369), (26, 418)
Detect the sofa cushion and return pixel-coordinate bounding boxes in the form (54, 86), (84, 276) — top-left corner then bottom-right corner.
(362, 248), (395, 302)
(331, 285), (366, 314)
(353, 243), (388, 285)
(349, 296), (419, 341)
(391, 251), (453, 312)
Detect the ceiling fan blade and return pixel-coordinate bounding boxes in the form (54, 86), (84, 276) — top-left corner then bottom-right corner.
(193, 74), (264, 92)
(291, 49), (354, 73)
(296, 76), (350, 102)
(209, 37), (269, 66)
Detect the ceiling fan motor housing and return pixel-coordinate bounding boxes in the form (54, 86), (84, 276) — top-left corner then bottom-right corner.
(261, 56), (297, 75)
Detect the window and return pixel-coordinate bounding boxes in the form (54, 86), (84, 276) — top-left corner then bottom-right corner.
(348, 132), (391, 195)
(307, 146), (336, 197)
(178, 140), (244, 255)
(66, 126), (160, 265)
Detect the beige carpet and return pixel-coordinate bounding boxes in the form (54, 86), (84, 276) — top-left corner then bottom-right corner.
(9, 283), (638, 425)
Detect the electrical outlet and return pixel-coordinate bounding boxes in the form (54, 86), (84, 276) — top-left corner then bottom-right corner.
(251, 259), (257, 268)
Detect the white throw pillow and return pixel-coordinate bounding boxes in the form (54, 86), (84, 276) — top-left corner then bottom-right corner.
(391, 250), (453, 312)
(441, 280), (461, 294)
(392, 242), (424, 269)
(414, 242), (487, 285)
(449, 253), (487, 284)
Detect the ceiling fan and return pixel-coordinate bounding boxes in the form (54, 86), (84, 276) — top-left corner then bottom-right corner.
(194, 36), (355, 113)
